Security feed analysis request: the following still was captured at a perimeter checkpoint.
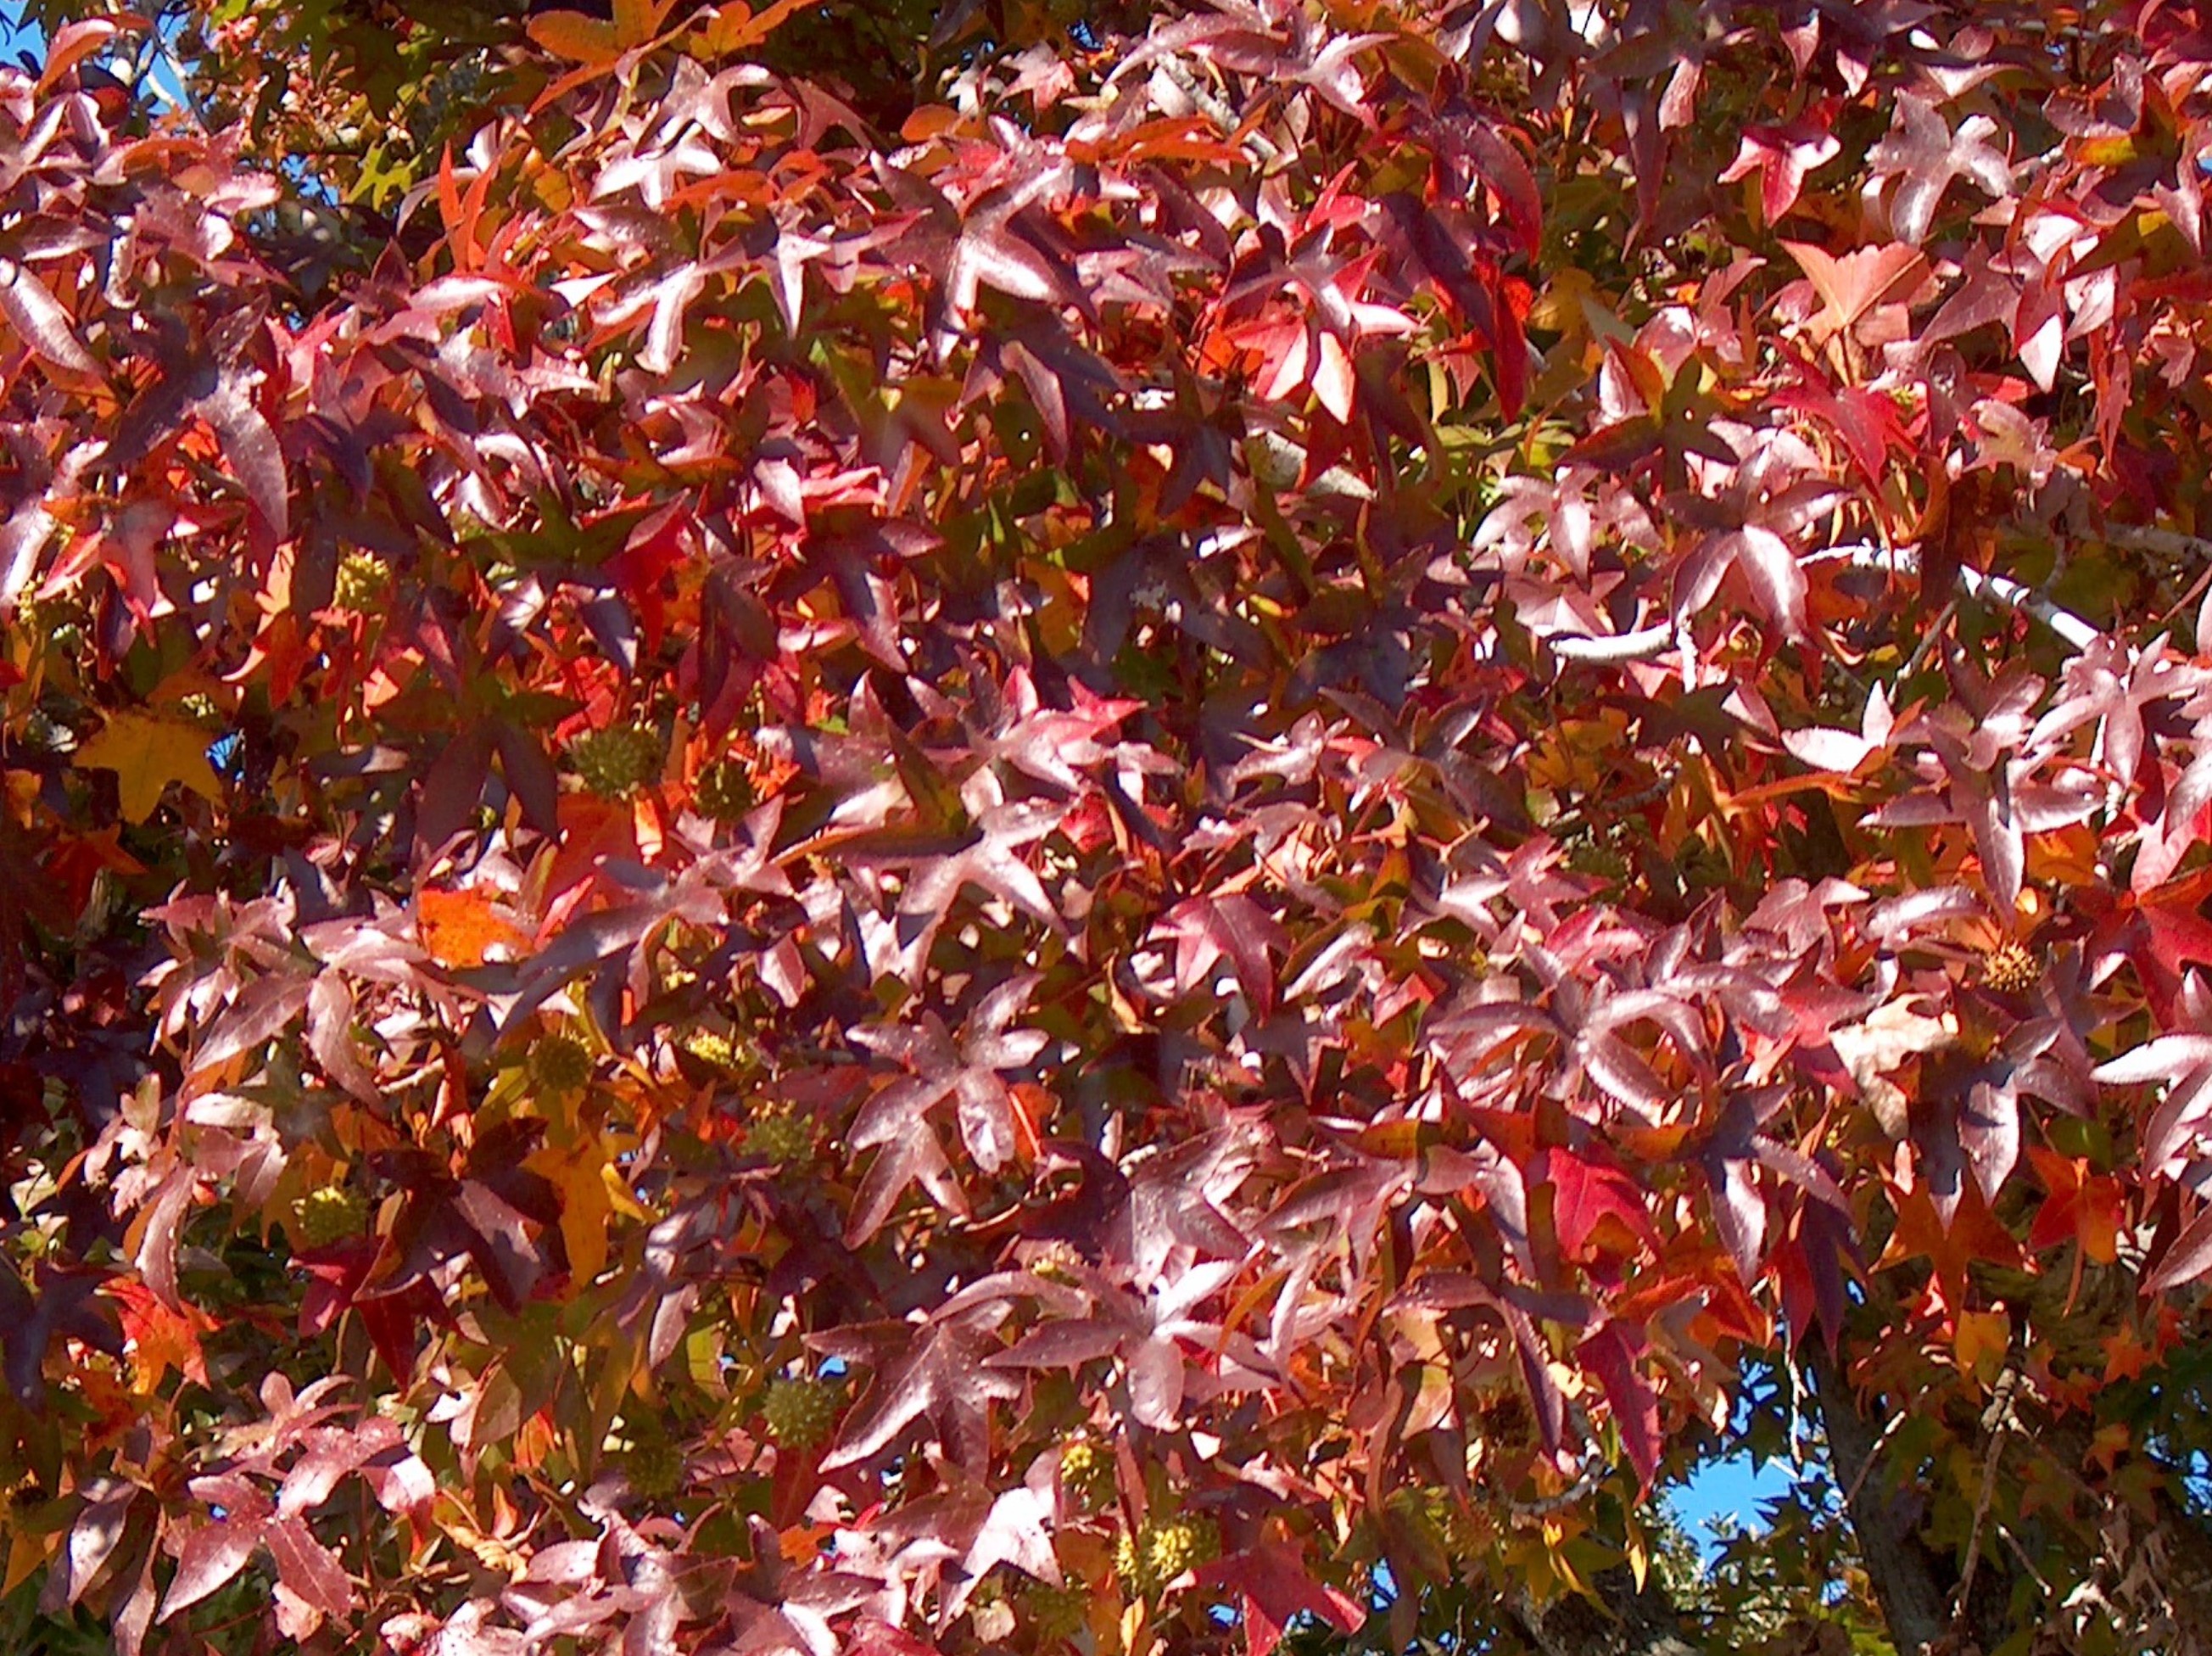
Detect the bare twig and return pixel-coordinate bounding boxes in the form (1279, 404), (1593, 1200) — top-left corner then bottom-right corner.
(1154, 57), (1282, 165)
(1958, 565), (2101, 651)
(1502, 1400), (1606, 1523)
(1953, 1358), (2024, 1625)
(1550, 622), (1673, 663)
(2109, 523), (2212, 562)
(1897, 597), (1957, 683)
(1997, 1523), (2053, 1597)
(1838, 1400), (1909, 1514)
(1546, 774), (1673, 839)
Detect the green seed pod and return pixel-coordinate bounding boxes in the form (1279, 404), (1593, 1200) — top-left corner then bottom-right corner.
(1115, 1513), (1219, 1595)
(528, 1034), (593, 1094)
(1021, 1580), (1090, 1642)
(567, 724), (664, 798)
(743, 1107), (814, 1166)
(761, 1378), (843, 1450)
(332, 551), (392, 612)
(294, 1185), (369, 1248)
(694, 758), (753, 822)
(1058, 1438), (1113, 1508)
(1979, 940), (2041, 993)
(682, 1030), (738, 1069)
(625, 1440), (684, 1500)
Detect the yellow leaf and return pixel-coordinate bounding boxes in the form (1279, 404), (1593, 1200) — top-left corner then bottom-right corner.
(528, 1140), (612, 1290)
(589, 1150), (640, 1215)
(1954, 1307), (2011, 1383)
(684, 1326), (726, 1395)
(1528, 266), (1598, 334)
(2, 1530), (45, 1598)
(1119, 1601), (1147, 1656)
(75, 711), (221, 822)
(1541, 1520), (1589, 1597)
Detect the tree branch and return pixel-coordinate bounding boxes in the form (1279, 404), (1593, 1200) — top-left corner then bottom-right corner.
(1510, 1565), (1712, 1656)
(1802, 1343), (1951, 1656)
(2107, 523), (2212, 563)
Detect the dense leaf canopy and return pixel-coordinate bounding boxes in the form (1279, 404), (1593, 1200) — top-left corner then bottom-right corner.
(5, 3), (2212, 1654)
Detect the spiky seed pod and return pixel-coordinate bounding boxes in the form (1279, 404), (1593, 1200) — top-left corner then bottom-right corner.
(1112, 1531), (1143, 1592)
(332, 551), (391, 611)
(1115, 1513), (1220, 1595)
(567, 724), (663, 798)
(1145, 1513), (1219, 1582)
(1562, 831), (1630, 880)
(1058, 1438), (1114, 1508)
(528, 1034), (593, 1094)
(1980, 940), (2041, 993)
(1475, 1386), (1536, 1453)
(694, 758), (753, 822)
(0, 1474), (43, 1534)
(743, 1107), (814, 1165)
(761, 1378), (843, 1450)
(1021, 1580), (1090, 1643)
(625, 1441), (684, 1500)
(294, 1185), (369, 1248)
(682, 1030), (738, 1069)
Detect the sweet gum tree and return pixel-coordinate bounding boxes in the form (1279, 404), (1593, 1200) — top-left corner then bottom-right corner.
(5, 0), (2212, 1652)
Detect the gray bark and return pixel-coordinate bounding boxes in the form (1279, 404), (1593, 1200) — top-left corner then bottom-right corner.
(1510, 1564), (1711, 1656)
(1804, 1342), (1953, 1656)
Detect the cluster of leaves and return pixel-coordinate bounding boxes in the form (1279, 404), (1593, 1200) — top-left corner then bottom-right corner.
(12, 3), (2212, 1654)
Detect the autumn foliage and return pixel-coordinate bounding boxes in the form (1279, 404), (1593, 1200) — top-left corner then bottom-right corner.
(9, 2), (2212, 1653)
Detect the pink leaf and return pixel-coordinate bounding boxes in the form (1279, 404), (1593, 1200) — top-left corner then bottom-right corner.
(159, 1518), (265, 1624)
(265, 1518), (355, 1618)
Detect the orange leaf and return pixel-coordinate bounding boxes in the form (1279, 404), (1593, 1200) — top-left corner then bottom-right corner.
(109, 1278), (211, 1392)
(1877, 1179), (2023, 1312)
(526, 10), (623, 64)
(614, 0), (679, 43)
(2100, 1324), (2154, 1385)
(526, 1139), (612, 1290)
(418, 887), (526, 970)
(693, 0), (808, 55)
(2025, 1148), (2123, 1266)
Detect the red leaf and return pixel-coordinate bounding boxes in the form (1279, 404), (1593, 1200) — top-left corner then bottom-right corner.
(1580, 1320), (1662, 1488)
(1718, 118), (1841, 223)
(54, 1479), (134, 1608)
(1542, 1148), (1659, 1261)
(1195, 1543), (1366, 1656)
